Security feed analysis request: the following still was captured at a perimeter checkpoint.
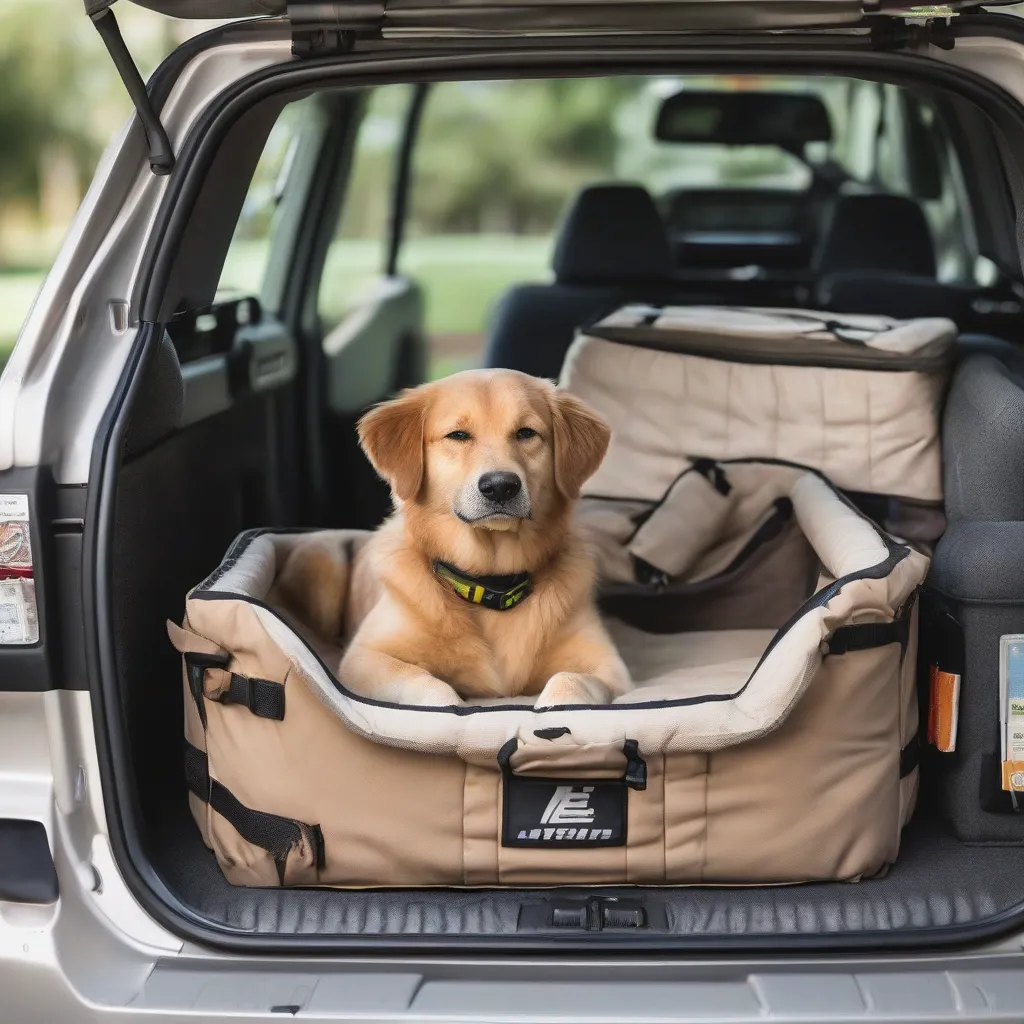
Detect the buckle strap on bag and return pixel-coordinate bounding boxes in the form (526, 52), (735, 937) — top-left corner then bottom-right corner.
(184, 741), (325, 883)
(825, 591), (917, 656)
(219, 674), (286, 721)
(183, 651), (229, 729)
(168, 619), (285, 721)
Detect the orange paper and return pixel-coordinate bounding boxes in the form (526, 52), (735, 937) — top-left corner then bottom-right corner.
(928, 665), (960, 753)
(1003, 761), (1024, 792)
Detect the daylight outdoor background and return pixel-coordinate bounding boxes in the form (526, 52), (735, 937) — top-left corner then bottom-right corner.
(4, 1), (1011, 378)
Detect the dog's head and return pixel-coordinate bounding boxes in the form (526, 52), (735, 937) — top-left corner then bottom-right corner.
(357, 369), (610, 532)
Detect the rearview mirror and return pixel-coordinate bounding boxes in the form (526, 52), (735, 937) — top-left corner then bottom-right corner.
(655, 90), (832, 149)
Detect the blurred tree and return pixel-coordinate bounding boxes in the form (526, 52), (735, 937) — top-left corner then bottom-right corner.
(0, 9), (100, 208)
(0, 2), (192, 267)
(405, 77), (646, 236)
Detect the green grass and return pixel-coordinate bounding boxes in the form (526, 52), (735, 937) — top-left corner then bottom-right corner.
(401, 235), (550, 335)
(226, 234), (552, 334)
(0, 234), (552, 375)
(0, 272), (44, 374)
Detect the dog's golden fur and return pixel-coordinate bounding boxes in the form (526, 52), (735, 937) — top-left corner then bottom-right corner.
(275, 368), (630, 707)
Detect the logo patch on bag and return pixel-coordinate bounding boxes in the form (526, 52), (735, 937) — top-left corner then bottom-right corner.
(502, 775), (627, 847)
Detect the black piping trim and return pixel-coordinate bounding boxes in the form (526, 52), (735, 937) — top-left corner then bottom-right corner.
(580, 320), (953, 373)
(189, 457), (911, 715)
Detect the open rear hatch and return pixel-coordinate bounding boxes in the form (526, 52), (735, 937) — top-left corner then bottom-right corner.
(60, 0), (1024, 958)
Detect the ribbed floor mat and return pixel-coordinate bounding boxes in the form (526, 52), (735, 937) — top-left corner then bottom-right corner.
(147, 801), (1023, 938)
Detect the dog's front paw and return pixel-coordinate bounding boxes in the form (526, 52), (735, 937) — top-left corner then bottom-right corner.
(534, 672), (612, 709)
(408, 677), (465, 707)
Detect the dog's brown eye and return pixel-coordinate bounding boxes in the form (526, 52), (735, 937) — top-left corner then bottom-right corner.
(516, 427), (539, 441)
(445, 430), (471, 442)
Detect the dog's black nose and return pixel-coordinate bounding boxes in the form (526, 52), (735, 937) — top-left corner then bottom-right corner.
(478, 471), (522, 503)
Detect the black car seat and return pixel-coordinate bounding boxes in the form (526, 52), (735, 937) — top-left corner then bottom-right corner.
(814, 191), (1024, 357)
(813, 193), (940, 314)
(483, 183), (675, 380)
(816, 193), (937, 280)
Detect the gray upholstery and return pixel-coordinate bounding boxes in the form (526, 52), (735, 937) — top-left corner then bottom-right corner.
(929, 354), (1024, 843)
(942, 355), (1024, 522)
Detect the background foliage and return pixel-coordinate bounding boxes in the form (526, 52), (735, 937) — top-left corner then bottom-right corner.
(0, 1), (854, 371)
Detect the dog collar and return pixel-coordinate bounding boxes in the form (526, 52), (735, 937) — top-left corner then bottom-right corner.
(433, 560), (532, 611)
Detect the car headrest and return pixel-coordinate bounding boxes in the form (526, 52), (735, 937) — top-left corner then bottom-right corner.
(816, 194), (936, 278)
(551, 184), (674, 286)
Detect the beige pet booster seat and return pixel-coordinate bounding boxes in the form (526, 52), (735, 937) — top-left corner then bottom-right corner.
(171, 306), (954, 889)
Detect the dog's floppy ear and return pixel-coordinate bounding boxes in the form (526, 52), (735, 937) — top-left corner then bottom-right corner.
(548, 389), (611, 498)
(357, 388), (426, 502)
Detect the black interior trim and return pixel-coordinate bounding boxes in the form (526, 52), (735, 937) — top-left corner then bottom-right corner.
(0, 819), (59, 904)
(386, 82), (429, 276)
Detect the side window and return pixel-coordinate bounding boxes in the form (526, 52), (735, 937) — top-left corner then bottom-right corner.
(318, 85), (415, 331)
(876, 88), (976, 282)
(402, 81), (581, 379)
(218, 97), (318, 303)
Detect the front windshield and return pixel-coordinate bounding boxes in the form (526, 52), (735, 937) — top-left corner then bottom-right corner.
(614, 75), (860, 194)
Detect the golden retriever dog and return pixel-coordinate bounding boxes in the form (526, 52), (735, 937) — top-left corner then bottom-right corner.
(277, 369), (631, 708)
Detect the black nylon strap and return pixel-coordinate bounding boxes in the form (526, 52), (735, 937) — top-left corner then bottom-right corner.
(220, 674), (286, 721)
(827, 620), (905, 655)
(498, 736), (648, 791)
(183, 741), (325, 880)
(826, 592), (916, 656)
(900, 735), (921, 779)
(690, 457), (732, 496)
(184, 740), (210, 800)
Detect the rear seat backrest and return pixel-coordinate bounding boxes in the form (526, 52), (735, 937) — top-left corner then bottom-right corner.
(816, 193), (936, 278)
(483, 183), (674, 380)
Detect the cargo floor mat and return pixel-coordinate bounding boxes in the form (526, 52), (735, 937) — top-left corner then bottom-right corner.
(148, 800), (1024, 939)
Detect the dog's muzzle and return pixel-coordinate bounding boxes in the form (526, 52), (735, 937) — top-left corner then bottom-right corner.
(454, 472), (532, 524)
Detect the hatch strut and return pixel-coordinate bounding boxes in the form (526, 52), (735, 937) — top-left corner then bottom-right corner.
(84, 3), (174, 175)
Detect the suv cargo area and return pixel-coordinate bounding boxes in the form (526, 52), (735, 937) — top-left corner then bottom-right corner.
(11, 5), (1024, 963)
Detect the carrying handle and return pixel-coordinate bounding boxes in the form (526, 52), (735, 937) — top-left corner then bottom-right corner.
(498, 736), (647, 791)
